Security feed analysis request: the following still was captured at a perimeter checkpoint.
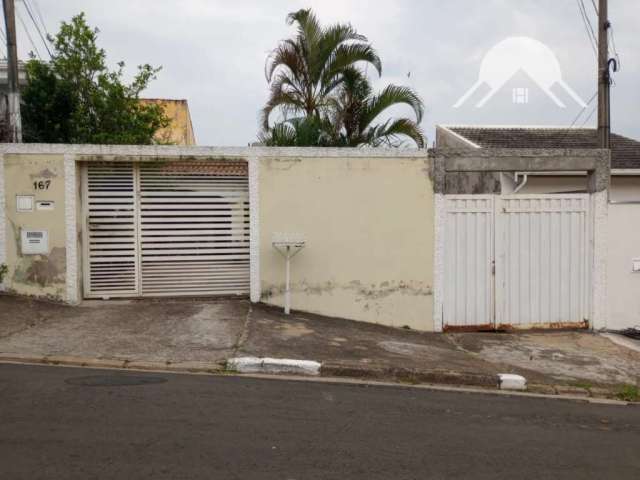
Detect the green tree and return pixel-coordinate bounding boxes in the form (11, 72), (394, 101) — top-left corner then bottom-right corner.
(21, 13), (168, 144)
(261, 9), (425, 148)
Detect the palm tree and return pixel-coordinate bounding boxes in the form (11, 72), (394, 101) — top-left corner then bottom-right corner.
(332, 67), (425, 147)
(262, 8), (382, 131)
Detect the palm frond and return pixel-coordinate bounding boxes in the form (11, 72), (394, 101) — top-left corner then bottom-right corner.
(360, 85), (424, 131)
(365, 118), (425, 148)
(260, 86), (306, 130)
(321, 44), (381, 94)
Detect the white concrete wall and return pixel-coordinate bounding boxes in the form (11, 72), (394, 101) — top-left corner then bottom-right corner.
(607, 203), (640, 330)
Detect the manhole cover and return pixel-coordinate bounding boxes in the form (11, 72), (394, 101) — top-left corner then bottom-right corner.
(65, 375), (168, 387)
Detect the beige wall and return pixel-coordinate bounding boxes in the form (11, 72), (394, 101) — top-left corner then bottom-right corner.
(2, 154), (68, 300)
(258, 155), (435, 330)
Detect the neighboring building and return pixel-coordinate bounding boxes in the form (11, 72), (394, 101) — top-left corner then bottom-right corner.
(437, 124), (640, 331)
(139, 98), (196, 145)
(0, 60), (28, 95)
(437, 125), (640, 201)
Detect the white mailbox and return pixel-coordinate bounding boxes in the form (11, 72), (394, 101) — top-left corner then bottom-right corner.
(21, 229), (49, 255)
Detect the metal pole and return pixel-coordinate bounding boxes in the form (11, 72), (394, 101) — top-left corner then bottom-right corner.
(284, 246), (291, 315)
(597, 0), (610, 149)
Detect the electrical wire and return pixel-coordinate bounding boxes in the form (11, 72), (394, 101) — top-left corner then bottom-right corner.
(21, 0), (51, 57)
(578, 104), (597, 127)
(576, 0), (598, 58)
(29, 0), (49, 37)
(556, 90), (598, 145)
(16, 8), (41, 59)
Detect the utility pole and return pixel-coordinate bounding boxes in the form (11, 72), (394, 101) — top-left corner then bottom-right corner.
(3, 0), (22, 142)
(597, 0), (610, 149)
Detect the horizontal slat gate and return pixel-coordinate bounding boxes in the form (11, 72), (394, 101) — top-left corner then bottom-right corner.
(138, 162), (249, 296)
(84, 161), (249, 298)
(85, 163), (140, 297)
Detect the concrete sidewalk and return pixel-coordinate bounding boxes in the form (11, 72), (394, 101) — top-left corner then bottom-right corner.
(0, 295), (639, 398)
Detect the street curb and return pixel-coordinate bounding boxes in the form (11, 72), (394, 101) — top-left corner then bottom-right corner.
(0, 353), (224, 374)
(0, 353), (630, 402)
(227, 357), (321, 375)
(320, 362), (498, 388)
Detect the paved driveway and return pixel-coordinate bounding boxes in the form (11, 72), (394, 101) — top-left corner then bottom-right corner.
(0, 296), (249, 363)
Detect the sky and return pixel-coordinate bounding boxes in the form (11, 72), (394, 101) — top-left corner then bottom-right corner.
(5, 0), (639, 146)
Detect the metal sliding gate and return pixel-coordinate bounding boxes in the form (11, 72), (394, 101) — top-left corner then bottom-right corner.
(83, 161), (250, 298)
(443, 194), (591, 331)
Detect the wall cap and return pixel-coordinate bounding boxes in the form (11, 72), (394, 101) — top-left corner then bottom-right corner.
(0, 143), (429, 159)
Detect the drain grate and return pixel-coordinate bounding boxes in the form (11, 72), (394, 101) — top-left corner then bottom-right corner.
(65, 375), (168, 387)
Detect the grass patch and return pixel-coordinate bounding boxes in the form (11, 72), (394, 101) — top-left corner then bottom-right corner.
(572, 381), (593, 391)
(616, 384), (640, 402)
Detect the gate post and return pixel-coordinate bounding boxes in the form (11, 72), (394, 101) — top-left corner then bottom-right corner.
(587, 151), (610, 330)
(432, 154), (445, 332)
(248, 156), (261, 303)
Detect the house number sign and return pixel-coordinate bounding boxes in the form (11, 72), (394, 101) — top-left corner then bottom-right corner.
(33, 179), (52, 190)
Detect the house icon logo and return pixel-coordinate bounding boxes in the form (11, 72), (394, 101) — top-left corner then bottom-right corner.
(453, 37), (587, 109)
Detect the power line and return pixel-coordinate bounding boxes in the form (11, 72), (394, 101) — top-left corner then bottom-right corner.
(16, 7), (41, 59)
(28, 0), (48, 37)
(568, 90), (598, 129)
(556, 90), (598, 145)
(21, 0), (51, 57)
(576, 0), (598, 58)
(579, 104), (597, 128)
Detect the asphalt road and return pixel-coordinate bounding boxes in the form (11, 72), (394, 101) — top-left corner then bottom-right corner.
(0, 364), (639, 479)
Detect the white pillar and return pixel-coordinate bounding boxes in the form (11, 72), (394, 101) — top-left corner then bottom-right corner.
(64, 154), (79, 304)
(248, 156), (261, 303)
(0, 154), (6, 291)
(432, 192), (445, 332)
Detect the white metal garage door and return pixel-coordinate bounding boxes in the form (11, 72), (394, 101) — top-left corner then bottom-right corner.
(83, 161), (249, 298)
(443, 194), (590, 331)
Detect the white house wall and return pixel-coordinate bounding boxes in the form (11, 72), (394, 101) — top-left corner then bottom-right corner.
(607, 203), (640, 330)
